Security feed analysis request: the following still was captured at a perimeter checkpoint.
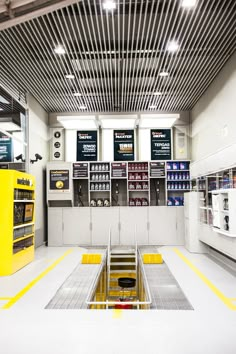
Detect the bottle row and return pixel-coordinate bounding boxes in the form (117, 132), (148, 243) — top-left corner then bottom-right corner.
(128, 172), (148, 180)
(129, 198), (149, 206)
(90, 198), (110, 207)
(167, 182), (190, 190)
(128, 163), (148, 171)
(14, 189), (34, 200)
(90, 163), (109, 172)
(128, 181), (149, 190)
(167, 197), (184, 206)
(166, 161), (189, 170)
(90, 182), (110, 191)
(167, 172), (190, 180)
(91, 173), (110, 181)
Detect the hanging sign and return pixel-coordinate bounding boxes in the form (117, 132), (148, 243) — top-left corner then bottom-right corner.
(151, 129), (172, 160)
(77, 131), (97, 161)
(0, 132), (13, 162)
(114, 130), (134, 161)
(49, 170), (70, 190)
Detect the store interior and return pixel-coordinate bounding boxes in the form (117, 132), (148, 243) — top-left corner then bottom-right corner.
(0, 1), (236, 353)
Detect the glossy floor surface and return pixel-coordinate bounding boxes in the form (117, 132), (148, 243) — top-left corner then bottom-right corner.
(0, 245), (236, 354)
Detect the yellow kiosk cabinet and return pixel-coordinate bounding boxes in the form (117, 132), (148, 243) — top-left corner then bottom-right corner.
(0, 170), (35, 276)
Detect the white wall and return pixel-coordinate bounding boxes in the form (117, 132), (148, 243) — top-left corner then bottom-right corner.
(27, 94), (49, 247)
(191, 52), (236, 177)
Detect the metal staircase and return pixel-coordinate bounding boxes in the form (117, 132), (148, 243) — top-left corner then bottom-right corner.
(107, 233), (138, 305)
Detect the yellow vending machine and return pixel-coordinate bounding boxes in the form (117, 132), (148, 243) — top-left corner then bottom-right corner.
(0, 170), (35, 275)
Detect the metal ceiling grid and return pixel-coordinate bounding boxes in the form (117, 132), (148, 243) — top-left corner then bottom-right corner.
(0, 0), (236, 113)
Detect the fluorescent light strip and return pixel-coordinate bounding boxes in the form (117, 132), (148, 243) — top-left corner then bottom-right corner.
(103, 1), (116, 10)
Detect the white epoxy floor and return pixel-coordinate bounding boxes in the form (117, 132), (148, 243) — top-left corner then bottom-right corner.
(1, 245), (236, 354)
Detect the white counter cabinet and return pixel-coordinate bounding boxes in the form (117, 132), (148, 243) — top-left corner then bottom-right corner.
(48, 206), (185, 246)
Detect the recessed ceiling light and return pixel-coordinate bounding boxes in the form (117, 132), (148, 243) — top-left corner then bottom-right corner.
(65, 74), (75, 79)
(73, 92), (82, 97)
(181, 0), (197, 8)
(103, 1), (116, 10)
(149, 105), (157, 109)
(0, 108), (3, 111)
(54, 45), (65, 55)
(79, 105), (87, 110)
(167, 40), (179, 52)
(159, 71), (169, 77)
(153, 91), (162, 96)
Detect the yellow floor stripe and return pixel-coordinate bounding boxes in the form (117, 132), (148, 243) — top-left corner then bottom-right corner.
(1, 249), (73, 310)
(113, 309), (123, 319)
(173, 248), (236, 311)
(0, 297), (12, 300)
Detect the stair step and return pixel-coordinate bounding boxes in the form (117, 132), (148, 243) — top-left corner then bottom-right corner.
(110, 270), (136, 274)
(110, 262), (136, 266)
(110, 255), (136, 258)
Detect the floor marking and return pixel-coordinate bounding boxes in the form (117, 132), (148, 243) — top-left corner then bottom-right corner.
(173, 248), (236, 311)
(1, 249), (73, 310)
(0, 297), (12, 300)
(113, 309), (123, 319)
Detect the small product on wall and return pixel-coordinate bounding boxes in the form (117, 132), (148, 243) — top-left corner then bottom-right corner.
(114, 130), (134, 161)
(77, 131), (97, 161)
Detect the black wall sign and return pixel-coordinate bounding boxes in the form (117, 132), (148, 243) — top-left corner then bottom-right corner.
(0, 132), (13, 162)
(50, 170), (69, 190)
(151, 129), (172, 160)
(114, 130), (134, 161)
(150, 162), (166, 177)
(111, 162), (127, 178)
(73, 163), (88, 178)
(77, 131), (97, 161)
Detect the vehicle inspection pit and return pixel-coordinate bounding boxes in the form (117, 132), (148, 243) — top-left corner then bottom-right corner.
(46, 246), (193, 311)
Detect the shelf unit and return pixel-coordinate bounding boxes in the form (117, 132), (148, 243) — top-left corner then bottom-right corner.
(0, 170), (35, 276)
(211, 189), (236, 237)
(128, 162), (149, 206)
(89, 162), (111, 207)
(166, 160), (190, 206)
(64, 160), (191, 208)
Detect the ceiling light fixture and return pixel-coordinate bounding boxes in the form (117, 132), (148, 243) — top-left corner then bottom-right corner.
(73, 92), (82, 97)
(79, 105), (87, 110)
(103, 1), (116, 10)
(153, 91), (162, 96)
(57, 116), (97, 129)
(149, 105), (157, 109)
(54, 45), (65, 55)
(0, 108), (3, 111)
(159, 71), (169, 77)
(181, 0), (197, 8)
(0, 114), (22, 131)
(166, 40), (179, 52)
(0, 96), (10, 104)
(65, 74), (75, 79)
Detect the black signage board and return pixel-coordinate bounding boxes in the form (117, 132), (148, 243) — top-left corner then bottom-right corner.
(73, 163), (88, 178)
(150, 162), (166, 177)
(114, 130), (134, 161)
(151, 129), (172, 160)
(0, 132), (13, 162)
(50, 170), (69, 190)
(111, 162), (127, 178)
(77, 131), (97, 161)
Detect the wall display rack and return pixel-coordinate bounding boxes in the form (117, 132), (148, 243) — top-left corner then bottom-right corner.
(0, 170), (35, 276)
(48, 160), (190, 208)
